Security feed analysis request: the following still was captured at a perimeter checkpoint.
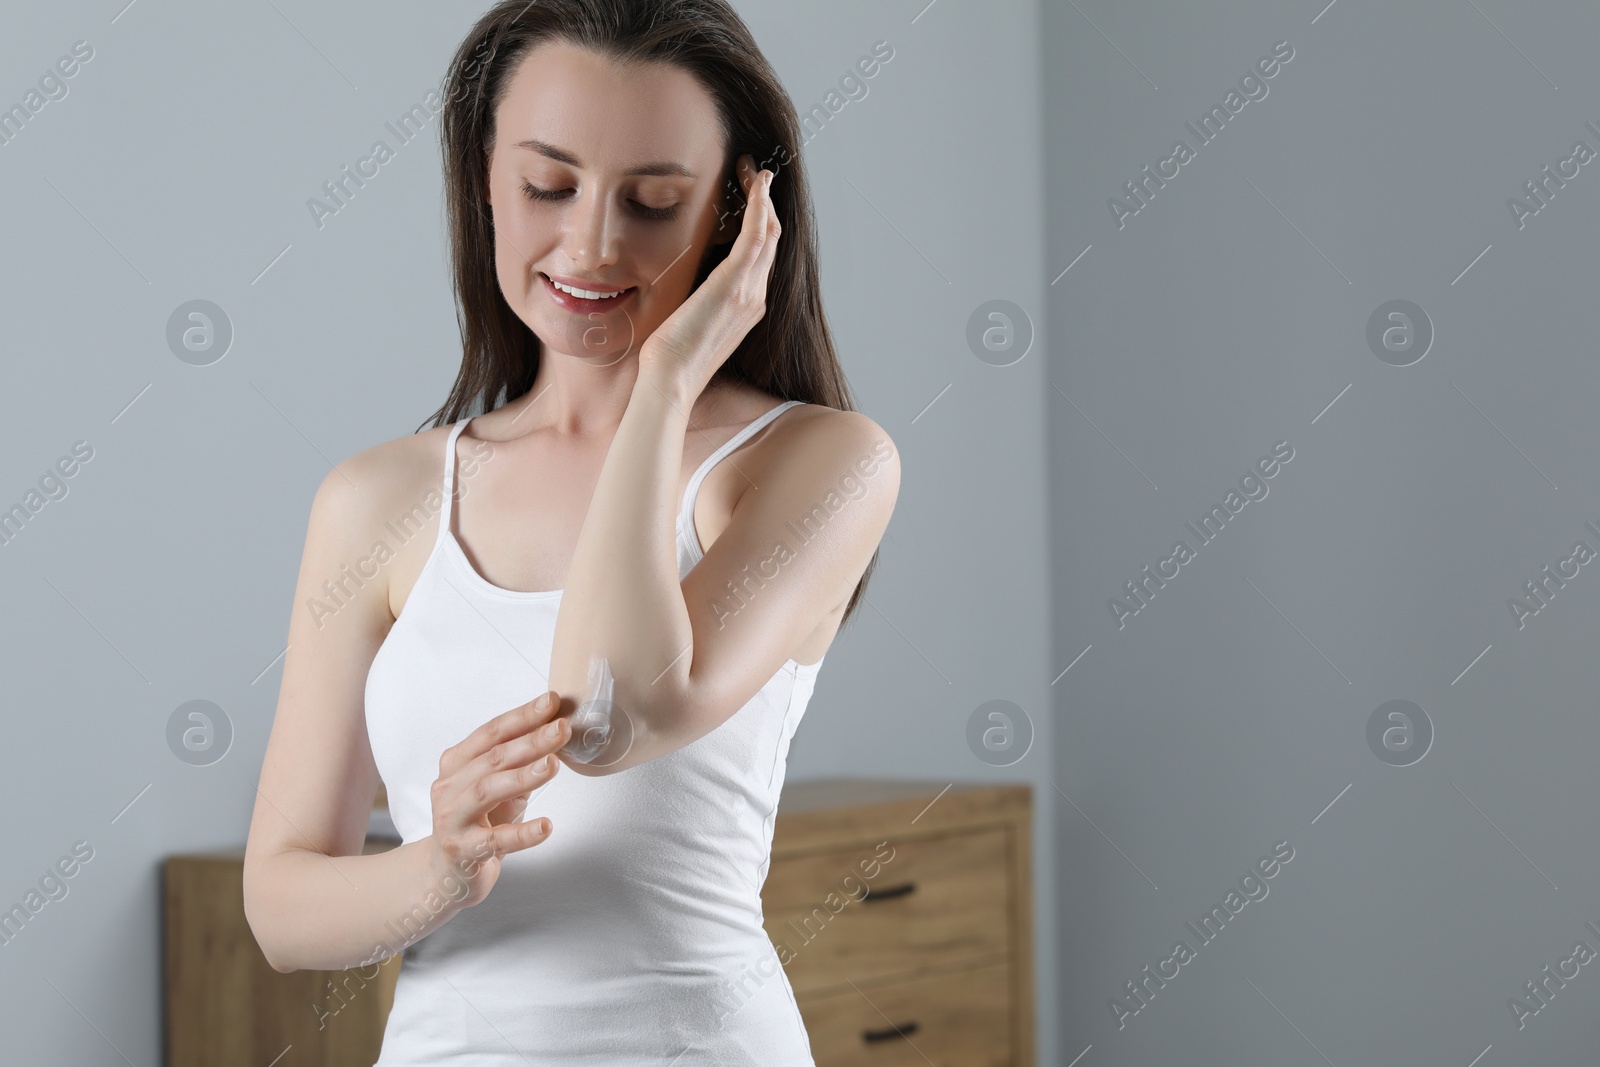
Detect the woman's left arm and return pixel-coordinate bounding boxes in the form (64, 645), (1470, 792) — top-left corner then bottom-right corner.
(550, 376), (897, 776)
(548, 158), (899, 774)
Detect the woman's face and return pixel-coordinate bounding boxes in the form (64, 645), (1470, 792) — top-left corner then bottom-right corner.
(485, 40), (735, 365)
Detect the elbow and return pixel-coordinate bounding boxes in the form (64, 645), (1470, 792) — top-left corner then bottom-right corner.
(243, 909), (293, 974)
(241, 859), (297, 974)
(257, 928), (297, 974)
(257, 942), (296, 974)
(558, 689), (694, 776)
(247, 914), (299, 974)
(243, 913), (295, 975)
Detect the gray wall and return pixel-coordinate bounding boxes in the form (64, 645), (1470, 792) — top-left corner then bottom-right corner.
(1047, 0), (1600, 1062)
(0, 1), (1057, 1063)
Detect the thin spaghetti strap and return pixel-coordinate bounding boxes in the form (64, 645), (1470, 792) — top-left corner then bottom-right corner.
(435, 418), (472, 552)
(677, 400), (804, 561)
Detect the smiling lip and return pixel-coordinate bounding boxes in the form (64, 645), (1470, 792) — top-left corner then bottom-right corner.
(540, 271), (637, 312)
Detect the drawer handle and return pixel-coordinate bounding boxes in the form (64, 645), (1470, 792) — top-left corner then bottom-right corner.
(862, 1020), (920, 1042)
(861, 881), (916, 902)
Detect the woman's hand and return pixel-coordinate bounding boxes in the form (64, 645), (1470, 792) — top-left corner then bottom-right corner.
(425, 690), (571, 909)
(639, 153), (781, 397)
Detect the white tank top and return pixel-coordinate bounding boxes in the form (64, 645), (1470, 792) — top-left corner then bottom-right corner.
(365, 398), (823, 1065)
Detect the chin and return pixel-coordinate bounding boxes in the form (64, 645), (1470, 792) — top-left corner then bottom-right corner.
(525, 298), (657, 365)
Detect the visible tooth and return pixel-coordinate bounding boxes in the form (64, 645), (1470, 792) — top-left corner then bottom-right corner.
(550, 277), (623, 299)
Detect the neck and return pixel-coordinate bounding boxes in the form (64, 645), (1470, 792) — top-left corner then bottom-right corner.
(505, 347), (646, 439)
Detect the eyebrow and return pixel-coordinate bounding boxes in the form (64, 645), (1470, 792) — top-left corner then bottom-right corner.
(513, 139), (696, 178)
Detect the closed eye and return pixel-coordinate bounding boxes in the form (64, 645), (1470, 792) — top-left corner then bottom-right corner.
(520, 179), (678, 222)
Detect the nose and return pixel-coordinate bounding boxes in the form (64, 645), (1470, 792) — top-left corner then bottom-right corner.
(563, 184), (621, 272)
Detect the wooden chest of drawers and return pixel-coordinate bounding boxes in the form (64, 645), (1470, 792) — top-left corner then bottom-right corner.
(759, 780), (1034, 1065)
(164, 778), (1033, 1065)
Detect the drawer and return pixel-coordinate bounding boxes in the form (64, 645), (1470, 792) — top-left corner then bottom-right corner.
(797, 958), (1012, 1066)
(761, 828), (1011, 995)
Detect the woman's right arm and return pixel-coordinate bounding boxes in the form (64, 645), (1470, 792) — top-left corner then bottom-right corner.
(242, 443), (571, 974)
(241, 452), (453, 973)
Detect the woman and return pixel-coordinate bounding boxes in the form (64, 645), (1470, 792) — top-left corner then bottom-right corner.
(241, 1), (899, 1063)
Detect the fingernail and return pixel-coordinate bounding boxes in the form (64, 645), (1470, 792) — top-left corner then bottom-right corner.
(763, 171), (773, 192)
(540, 693), (554, 711)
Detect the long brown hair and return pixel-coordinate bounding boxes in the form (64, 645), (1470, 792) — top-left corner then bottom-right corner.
(421, 0), (876, 627)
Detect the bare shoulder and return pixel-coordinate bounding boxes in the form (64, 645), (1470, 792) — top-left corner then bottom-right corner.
(777, 403), (897, 465)
(298, 424), (452, 622)
(310, 424), (446, 531)
(748, 402), (900, 504)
